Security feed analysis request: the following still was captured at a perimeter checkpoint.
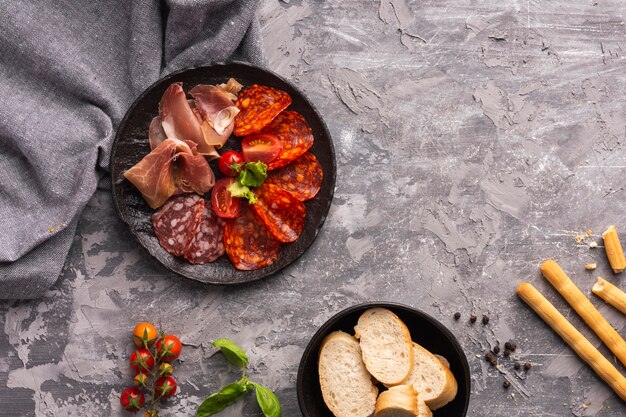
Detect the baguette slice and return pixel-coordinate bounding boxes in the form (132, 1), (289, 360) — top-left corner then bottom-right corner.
(375, 385), (419, 417)
(354, 308), (414, 385)
(319, 331), (378, 417)
(417, 400), (433, 417)
(399, 342), (458, 410)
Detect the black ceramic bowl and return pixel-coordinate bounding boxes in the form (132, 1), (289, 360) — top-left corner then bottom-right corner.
(297, 302), (471, 417)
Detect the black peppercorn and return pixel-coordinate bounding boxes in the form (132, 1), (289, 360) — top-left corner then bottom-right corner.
(510, 342), (517, 351)
(503, 380), (511, 389)
(503, 349), (510, 357)
(493, 345), (500, 354)
(514, 361), (521, 370)
(505, 341), (512, 350)
(470, 314), (477, 323)
(454, 312), (461, 320)
(524, 362), (531, 370)
(482, 315), (490, 324)
(485, 352), (494, 362)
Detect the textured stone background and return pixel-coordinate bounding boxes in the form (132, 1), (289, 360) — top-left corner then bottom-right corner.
(1, 0), (626, 416)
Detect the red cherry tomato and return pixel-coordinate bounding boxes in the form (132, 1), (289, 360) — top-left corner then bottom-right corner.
(218, 150), (244, 177)
(241, 134), (282, 164)
(129, 349), (154, 374)
(156, 334), (183, 361)
(212, 177), (241, 219)
(120, 387), (145, 412)
(155, 376), (178, 398)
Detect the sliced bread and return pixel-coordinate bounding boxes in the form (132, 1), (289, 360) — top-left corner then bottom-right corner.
(354, 308), (414, 385)
(374, 385), (419, 417)
(417, 400), (432, 417)
(398, 342), (458, 410)
(318, 331), (378, 417)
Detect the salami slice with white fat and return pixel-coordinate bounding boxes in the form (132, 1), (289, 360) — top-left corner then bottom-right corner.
(183, 201), (225, 264)
(152, 194), (204, 256)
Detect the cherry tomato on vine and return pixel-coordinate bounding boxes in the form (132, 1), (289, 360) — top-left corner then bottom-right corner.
(133, 372), (148, 387)
(130, 349), (154, 373)
(156, 334), (182, 361)
(218, 150), (244, 177)
(241, 134), (282, 164)
(132, 322), (158, 347)
(159, 362), (174, 376)
(212, 178), (241, 219)
(120, 387), (145, 412)
(155, 376), (177, 398)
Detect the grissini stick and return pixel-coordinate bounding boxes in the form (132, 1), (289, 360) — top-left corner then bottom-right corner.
(541, 259), (626, 367)
(593, 277), (626, 315)
(517, 282), (626, 402)
(603, 225), (626, 273)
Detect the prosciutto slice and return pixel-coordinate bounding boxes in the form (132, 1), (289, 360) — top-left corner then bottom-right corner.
(159, 82), (208, 149)
(124, 138), (213, 208)
(189, 84), (240, 136)
(148, 116), (167, 150)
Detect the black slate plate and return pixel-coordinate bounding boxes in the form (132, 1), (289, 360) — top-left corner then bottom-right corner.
(297, 303), (471, 417)
(110, 62), (336, 284)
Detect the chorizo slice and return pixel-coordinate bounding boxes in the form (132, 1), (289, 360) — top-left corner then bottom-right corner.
(234, 84), (291, 136)
(250, 183), (305, 243)
(262, 111), (314, 170)
(224, 204), (281, 270)
(265, 152), (323, 202)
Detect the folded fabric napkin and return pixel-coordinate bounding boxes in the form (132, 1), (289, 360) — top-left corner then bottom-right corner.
(0, 0), (263, 298)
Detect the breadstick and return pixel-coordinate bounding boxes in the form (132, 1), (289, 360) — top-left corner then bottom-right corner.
(541, 259), (626, 367)
(593, 277), (626, 315)
(603, 225), (626, 273)
(517, 282), (626, 402)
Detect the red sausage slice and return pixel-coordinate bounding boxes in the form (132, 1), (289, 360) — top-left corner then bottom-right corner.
(224, 204), (281, 270)
(261, 111), (314, 170)
(250, 183), (306, 243)
(234, 85), (291, 137)
(152, 194), (204, 256)
(265, 152), (323, 202)
(183, 200), (225, 264)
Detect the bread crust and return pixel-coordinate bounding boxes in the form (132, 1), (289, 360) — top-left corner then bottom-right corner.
(375, 385), (419, 417)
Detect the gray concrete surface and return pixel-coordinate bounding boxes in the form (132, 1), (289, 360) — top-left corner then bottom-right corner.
(1, 0), (626, 415)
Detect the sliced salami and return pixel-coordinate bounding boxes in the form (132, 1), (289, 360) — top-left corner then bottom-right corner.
(152, 194), (204, 256)
(183, 201), (225, 264)
(265, 152), (323, 202)
(250, 183), (306, 243)
(224, 204), (281, 270)
(261, 111), (314, 170)
(234, 85), (291, 137)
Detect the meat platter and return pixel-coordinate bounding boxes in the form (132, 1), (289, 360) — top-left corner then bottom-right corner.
(110, 62), (336, 284)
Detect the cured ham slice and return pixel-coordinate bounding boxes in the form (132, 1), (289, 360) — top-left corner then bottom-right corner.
(152, 194), (204, 257)
(189, 84), (240, 135)
(224, 204), (281, 270)
(124, 139), (190, 208)
(148, 116), (167, 150)
(199, 119), (233, 149)
(124, 138), (213, 208)
(159, 83), (210, 152)
(265, 152), (323, 201)
(250, 183), (306, 243)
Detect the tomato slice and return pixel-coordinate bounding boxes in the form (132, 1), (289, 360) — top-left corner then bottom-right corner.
(241, 133), (283, 164)
(211, 178), (241, 218)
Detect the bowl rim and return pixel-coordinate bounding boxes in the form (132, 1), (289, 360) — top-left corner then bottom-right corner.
(296, 301), (471, 417)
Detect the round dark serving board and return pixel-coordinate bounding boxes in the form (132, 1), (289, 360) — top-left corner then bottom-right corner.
(110, 62), (336, 284)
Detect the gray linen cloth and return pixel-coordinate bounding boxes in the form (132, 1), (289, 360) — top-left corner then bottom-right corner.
(0, 0), (263, 298)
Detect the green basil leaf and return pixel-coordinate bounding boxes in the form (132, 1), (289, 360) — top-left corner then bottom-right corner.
(239, 161), (267, 187)
(196, 378), (250, 417)
(212, 338), (249, 369)
(252, 383), (282, 417)
(227, 181), (258, 205)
